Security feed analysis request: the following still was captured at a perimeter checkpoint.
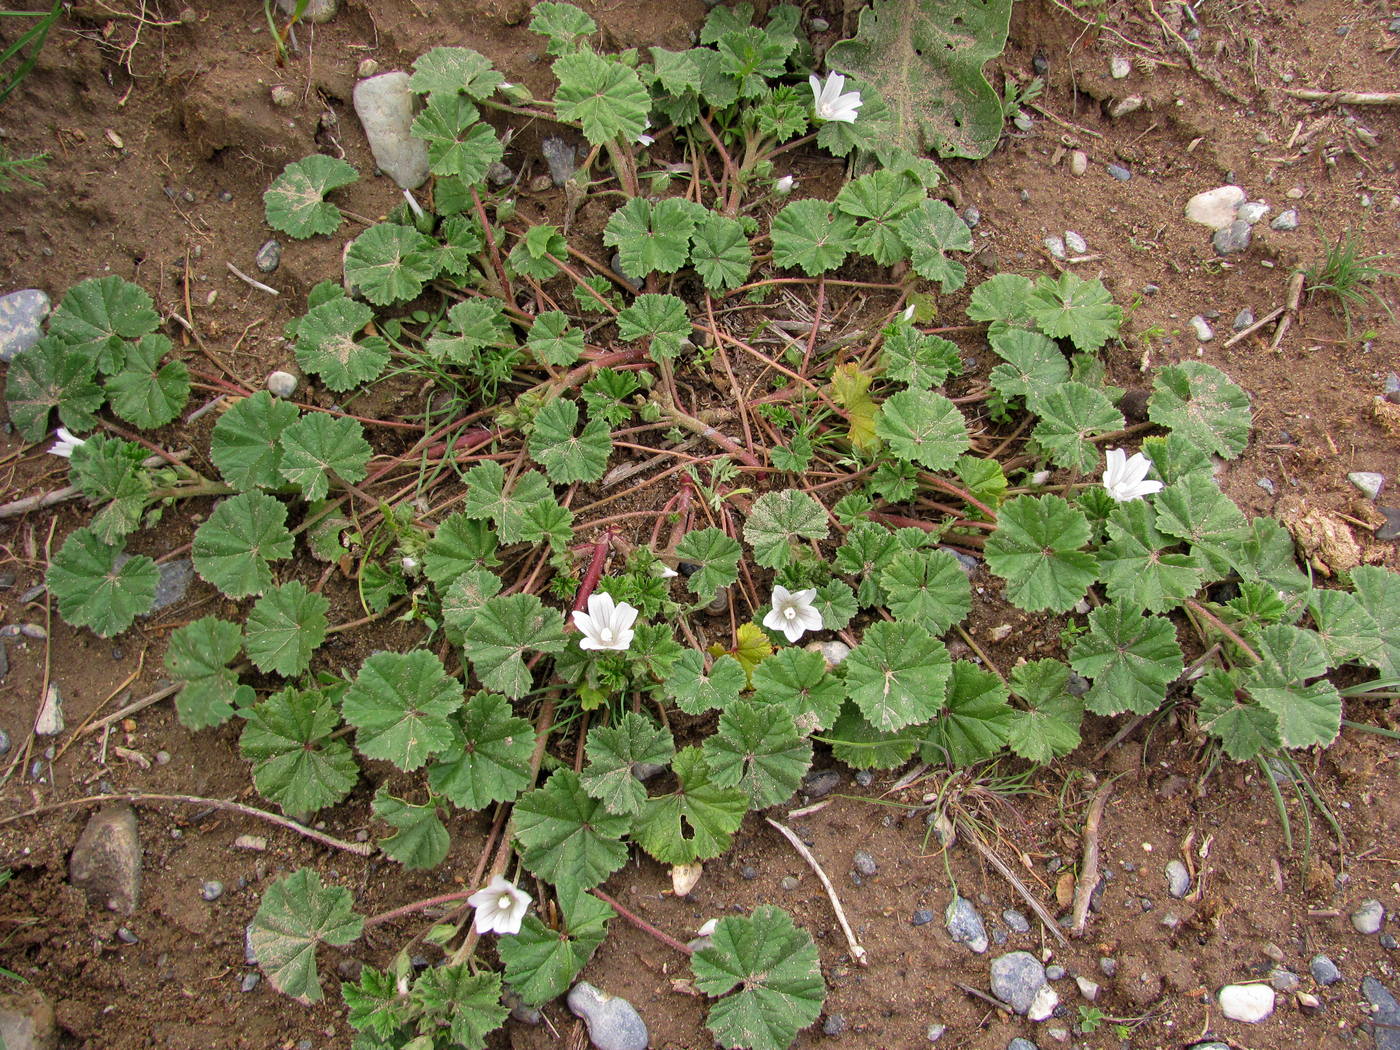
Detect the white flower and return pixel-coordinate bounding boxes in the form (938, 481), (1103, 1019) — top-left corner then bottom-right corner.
(774, 175), (796, 194)
(400, 555), (420, 575)
(573, 592), (640, 651)
(1102, 447), (1164, 503)
(49, 427), (86, 458)
(808, 72), (863, 123)
(901, 304), (916, 322)
(467, 875), (531, 936)
(762, 584), (823, 644)
(637, 133), (655, 147)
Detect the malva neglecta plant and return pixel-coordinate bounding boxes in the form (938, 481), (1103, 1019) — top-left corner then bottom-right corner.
(6, 4), (1399, 1049)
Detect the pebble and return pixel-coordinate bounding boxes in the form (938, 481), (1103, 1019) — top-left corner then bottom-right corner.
(1213, 220), (1252, 254)
(234, 834), (267, 851)
(270, 85), (296, 108)
(1385, 373), (1400, 404)
(567, 982), (648, 1050)
(1008, 1040), (1039, 1050)
(1069, 150), (1087, 176)
(1385, 933), (1400, 951)
(201, 880), (224, 902)
(1108, 95), (1143, 119)
(276, 0), (336, 20)
(0, 986), (57, 1050)
(252, 240), (281, 275)
(1271, 209), (1299, 231)
(1064, 230), (1087, 255)
(806, 640), (851, 669)
(486, 161), (513, 186)
(946, 896), (989, 954)
(927, 1023), (947, 1042)
(1185, 185), (1246, 229)
(740, 864), (758, 880)
(1236, 201), (1270, 225)
(1045, 964), (1065, 981)
(852, 850), (877, 877)
(1043, 236), (1065, 260)
(34, 684), (63, 736)
(1233, 308), (1255, 331)
(1188, 316), (1214, 342)
(69, 802), (142, 914)
(1348, 472), (1384, 500)
(1257, 477), (1275, 496)
(356, 58), (379, 78)
(1378, 507), (1400, 542)
(353, 72), (430, 190)
(0, 289), (51, 364)
(912, 908), (935, 926)
(1075, 976), (1099, 1001)
(809, 15), (830, 30)
(961, 206), (980, 228)
(1099, 957), (1117, 977)
(529, 173), (552, 193)
(1106, 163), (1131, 181)
(802, 769), (841, 798)
(115, 926), (138, 944)
(541, 136), (577, 186)
(266, 370), (298, 398)
(1363, 976), (1400, 1050)
(1003, 908), (1030, 934)
(822, 1014), (846, 1036)
(0, 729), (9, 756)
(990, 951), (1048, 1014)
(854, 770), (874, 788)
(780, 875), (800, 891)
(1110, 54), (1131, 78)
(1270, 968), (1300, 992)
(1310, 954), (1341, 985)
(1217, 983), (1275, 1023)
(240, 972), (260, 993)
(147, 558), (193, 614)
(609, 252), (643, 292)
(1165, 859), (1191, 898)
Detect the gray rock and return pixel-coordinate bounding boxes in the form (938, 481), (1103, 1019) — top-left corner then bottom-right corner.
(1385, 372), (1400, 404)
(1213, 220), (1252, 254)
(357, 58), (379, 78)
(926, 1023), (946, 1042)
(990, 951), (1047, 1014)
(1363, 976), (1400, 1050)
(853, 770), (874, 787)
(802, 769), (841, 798)
(567, 982), (648, 1050)
(1257, 477), (1275, 496)
(1043, 236), (1066, 260)
(0, 986), (57, 1050)
(146, 558), (193, 614)
(1271, 208), (1300, 231)
(1110, 55), (1131, 78)
(1309, 954), (1341, 985)
(0, 289), (51, 364)
(255, 239), (281, 274)
(1348, 472), (1384, 500)
(1185, 185), (1246, 229)
(1353, 898), (1386, 934)
(276, 0), (337, 22)
(1099, 956), (1117, 977)
(353, 73), (430, 190)
(34, 684), (62, 736)
(1383, 932), (1398, 950)
(1008, 1040), (1039, 1050)
(609, 252), (643, 292)
(946, 896), (989, 954)
(852, 850), (877, 877)
(0, 644), (7, 685)
(1378, 507), (1400, 541)
(1044, 964), (1065, 981)
(201, 880), (224, 902)
(1002, 908), (1030, 934)
(962, 206), (980, 228)
(1165, 859), (1191, 898)
(541, 136), (577, 186)
(912, 908), (935, 926)
(1233, 308), (1255, 331)
(630, 761), (665, 782)
(809, 15), (830, 30)
(486, 161), (514, 186)
(822, 1013), (846, 1036)
(780, 875), (799, 891)
(1188, 316), (1214, 342)
(1269, 967), (1300, 992)
(1108, 95), (1143, 118)
(1075, 975), (1099, 1001)
(69, 802), (142, 914)
(266, 370), (298, 398)
(240, 971), (260, 992)
(1217, 982), (1274, 1022)
(1069, 150), (1088, 176)
(0, 727), (9, 754)
(244, 924), (259, 965)
(1106, 163), (1131, 180)
(1064, 230), (1087, 255)
(1236, 201), (1270, 225)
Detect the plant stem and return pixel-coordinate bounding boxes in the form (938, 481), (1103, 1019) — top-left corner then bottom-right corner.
(363, 889), (478, 929)
(590, 888), (693, 956)
(1183, 598), (1260, 663)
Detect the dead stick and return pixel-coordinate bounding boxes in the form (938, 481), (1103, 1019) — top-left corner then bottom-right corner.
(957, 818), (1068, 947)
(0, 792), (373, 855)
(1284, 88), (1400, 105)
(954, 981), (1013, 1012)
(1070, 783), (1113, 937)
(0, 485), (79, 519)
(1221, 305), (1285, 348)
(80, 682), (181, 734)
(767, 817), (868, 965)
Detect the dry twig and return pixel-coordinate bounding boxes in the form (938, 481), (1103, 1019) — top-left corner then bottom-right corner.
(766, 817), (868, 965)
(1070, 782), (1113, 937)
(956, 817), (1069, 947)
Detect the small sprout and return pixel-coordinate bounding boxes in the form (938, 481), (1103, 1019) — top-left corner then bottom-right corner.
(1102, 448), (1164, 503)
(467, 875), (532, 936)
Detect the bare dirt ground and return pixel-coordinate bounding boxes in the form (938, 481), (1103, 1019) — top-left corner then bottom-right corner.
(0, 0), (1398, 1047)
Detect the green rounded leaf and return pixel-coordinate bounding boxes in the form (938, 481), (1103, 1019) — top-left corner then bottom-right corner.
(47, 528), (157, 637)
(770, 198), (856, 275)
(105, 334), (190, 429)
(263, 154), (359, 239)
(1069, 602), (1183, 716)
(210, 390), (300, 491)
(250, 869), (364, 1005)
(1148, 361), (1252, 460)
(984, 494), (1097, 613)
(241, 686), (359, 816)
(294, 295), (391, 392)
(552, 50), (650, 145)
(244, 580), (330, 677)
(843, 620), (952, 731)
(703, 699), (811, 808)
(192, 491), (295, 598)
(342, 650), (463, 771)
(278, 412), (372, 501)
(427, 692), (534, 810)
(743, 489), (829, 569)
(876, 389), (971, 469)
(343, 222), (438, 306)
(528, 398), (612, 484)
(166, 616), (245, 729)
(513, 768), (632, 894)
(1029, 382), (1124, 473)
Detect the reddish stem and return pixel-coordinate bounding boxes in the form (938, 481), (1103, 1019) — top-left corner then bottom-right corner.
(591, 888), (693, 956)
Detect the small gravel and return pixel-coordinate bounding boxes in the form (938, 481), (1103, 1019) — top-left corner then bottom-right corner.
(990, 951), (1047, 1014)
(1271, 209), (1300, 231)
(1045, 964), (1066, 981)
(1348, 472), (1384, 500)
(240, 972), (260, 993)
(911, 909), (935, 926)
(1007, 1040), (1039, 1050)
(946, 896), (989, 954)
(1362, 977), (1400, 1050)
(926, 1023), (946, 1042)
(852, 850), (877, 877)
(1270, 968), (1300, 992)
(1213, 220), (1252, 254)
(1110, 55), (1131, 78)
(1064, 230), (1087, 254)
(200, 880), (224, 902)
(1099, 956), (1117, 977)
(1043, 236), (1066, 260)
(254, 239), (281, 273)
(1310, 954), (1342, 985)
(1354, 899), (1386, 934)
(266, 370), (298, 398)
(822, 1013), (847, 1036)
(1075, 976), (1099, 1001)
(1233, 308), (1255, 331)
(1165, 859), (1191, 898)
(1106, 163), (1131, 181)
(1002, 908), (1030, 934)
(541, 136), (577, 186)
(1218, 983), (1275, 1022)
(1236, 201), (1270, 225)
(1069, 150), (1088, 176)
(1188, 316), (1214, 342)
